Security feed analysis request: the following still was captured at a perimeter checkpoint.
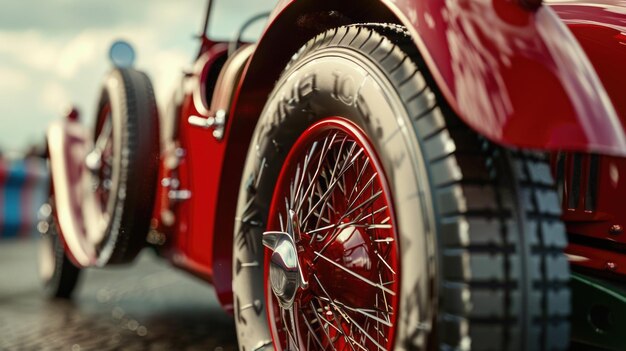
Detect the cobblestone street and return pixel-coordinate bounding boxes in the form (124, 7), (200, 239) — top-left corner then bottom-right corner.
(0, 239), (238, 350)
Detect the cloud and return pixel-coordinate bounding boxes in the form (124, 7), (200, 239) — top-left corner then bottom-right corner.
(56, 32), (100, 78)
(146, 49), (190, 105)
(0, 30), (61, 71)
(0, 27), (156, 79)
(40, 81), (71, 115)
(0, 0), (146, 34)
(0, 65), (30, 91)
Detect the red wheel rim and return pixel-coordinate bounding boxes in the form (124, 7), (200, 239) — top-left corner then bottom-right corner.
(264, 118), (400, 350)
(93, 103), (114, 211)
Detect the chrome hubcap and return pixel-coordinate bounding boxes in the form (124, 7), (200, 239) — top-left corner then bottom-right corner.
(263, 210), (308, 310)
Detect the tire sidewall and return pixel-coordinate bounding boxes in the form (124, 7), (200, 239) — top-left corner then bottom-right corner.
(40, 219), (80, 298)
(40, 231), (63, 295)
(233, 46), (437, 350)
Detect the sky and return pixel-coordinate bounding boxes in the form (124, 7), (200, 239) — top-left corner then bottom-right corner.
(0, 0), (275, 154)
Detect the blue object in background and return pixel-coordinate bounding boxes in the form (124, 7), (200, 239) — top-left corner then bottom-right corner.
(0, 158), (48, 239)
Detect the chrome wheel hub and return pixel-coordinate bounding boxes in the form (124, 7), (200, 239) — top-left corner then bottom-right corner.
(263, 210), (308, 310)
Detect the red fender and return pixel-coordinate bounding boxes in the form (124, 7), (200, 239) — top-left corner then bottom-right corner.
(384, 0), (626, 154)
(549, 0), (626, 138)
(230, 0), (626, 155)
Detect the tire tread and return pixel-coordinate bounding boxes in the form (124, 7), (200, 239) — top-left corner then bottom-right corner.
(342, 24), (570, 351)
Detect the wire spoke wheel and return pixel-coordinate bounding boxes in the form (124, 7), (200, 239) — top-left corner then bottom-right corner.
(264, 120), (400, 351)
(234, 24), (570, 351)
(83, 68), (159, 265)
(91, 103), (115, 211)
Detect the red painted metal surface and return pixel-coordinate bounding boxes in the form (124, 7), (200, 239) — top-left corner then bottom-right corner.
(568, 243), (626, 277)
(385, 0), (625, 154)
(549, 0), (626, 129)
(562, 154), (626, 242)
(157, 42), (237, 308)
(265, 118), (400, 350)
(234, 0), (626, 157)
(556, 153), (626, 278)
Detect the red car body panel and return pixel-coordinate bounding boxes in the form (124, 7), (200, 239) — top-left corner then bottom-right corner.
(155, 42), (240, 308)
(568, 243), (626, 275)
(158, 44), (229, 272)
(550, 0), (626, 127)
(556, 153), (626, 277)
(547, 1), (626, 279)
(233, 0), (626, 157)
(388, 0), (626, 154)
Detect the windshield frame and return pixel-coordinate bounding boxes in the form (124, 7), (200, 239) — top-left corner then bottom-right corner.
(202, 0), (275, 42)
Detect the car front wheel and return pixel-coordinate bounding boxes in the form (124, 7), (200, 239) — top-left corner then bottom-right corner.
(233, 24), (570, 350)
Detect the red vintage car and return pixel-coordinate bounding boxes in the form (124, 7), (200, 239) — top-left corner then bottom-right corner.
(39, 0), (626, 350)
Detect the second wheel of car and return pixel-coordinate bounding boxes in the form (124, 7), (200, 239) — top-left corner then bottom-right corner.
(83, 68), (160, 266)
(233, 24), (570, 350)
